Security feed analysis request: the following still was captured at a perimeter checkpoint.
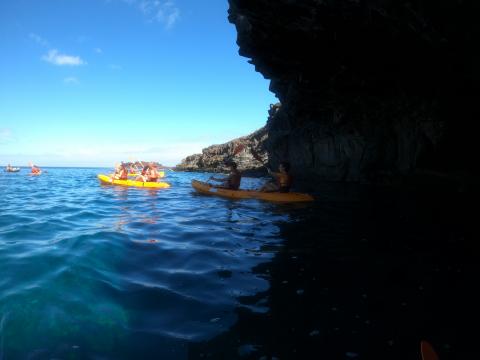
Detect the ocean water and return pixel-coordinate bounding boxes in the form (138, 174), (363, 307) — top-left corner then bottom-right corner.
(0, 168), (474, 359)
(0, 168), (297, 359)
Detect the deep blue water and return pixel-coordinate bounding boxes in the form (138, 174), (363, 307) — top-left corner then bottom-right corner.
(0, 168), (297, 359)
(0, 168), (475, 359)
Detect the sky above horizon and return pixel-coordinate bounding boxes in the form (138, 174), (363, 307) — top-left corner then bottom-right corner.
(0, 0), (277, 167)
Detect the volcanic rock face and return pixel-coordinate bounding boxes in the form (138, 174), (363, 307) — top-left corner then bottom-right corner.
(176, 127), (268, 175)
(228, 0), (478, 185)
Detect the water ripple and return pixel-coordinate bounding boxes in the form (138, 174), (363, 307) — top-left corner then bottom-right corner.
(0, 168), (291, 358)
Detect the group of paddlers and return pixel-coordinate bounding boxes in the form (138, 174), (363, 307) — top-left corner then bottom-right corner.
(4, 164), (42, 174)
(209, 160), (293, 193)
(110, 162), (161, 182)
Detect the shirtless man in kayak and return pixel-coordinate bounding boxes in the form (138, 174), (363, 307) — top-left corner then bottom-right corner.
(209, 161), (241, 190)
(260, 161), (292, 193)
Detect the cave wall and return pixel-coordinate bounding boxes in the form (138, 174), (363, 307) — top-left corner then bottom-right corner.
(228, 0), (479, 185)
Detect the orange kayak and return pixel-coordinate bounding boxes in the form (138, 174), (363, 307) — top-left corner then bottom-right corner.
(191, 180), (314, 203)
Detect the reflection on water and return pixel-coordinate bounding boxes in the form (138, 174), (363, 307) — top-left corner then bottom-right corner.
(189, 183), (476, 360)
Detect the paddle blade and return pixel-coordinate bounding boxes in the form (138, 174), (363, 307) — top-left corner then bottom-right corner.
(421, 341), (439, 360)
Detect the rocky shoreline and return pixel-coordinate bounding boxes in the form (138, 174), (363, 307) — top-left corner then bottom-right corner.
(175, 126), (269, 176)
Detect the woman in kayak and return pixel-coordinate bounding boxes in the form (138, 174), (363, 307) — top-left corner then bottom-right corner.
(209, 161), (241, 190)
(136, 163), (160, 182)
(112, 163), (128, 180)
(145, 163), (160, 182)
(129, 164), (138, 174)
(260, 161), (292, 193)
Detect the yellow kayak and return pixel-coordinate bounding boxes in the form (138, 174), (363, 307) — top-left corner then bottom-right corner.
(191, 180), (314, 203)
(127, 171), (165, 178)
(98, 174), (170, 188)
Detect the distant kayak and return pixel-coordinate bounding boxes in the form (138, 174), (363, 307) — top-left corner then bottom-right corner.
(5, 168), (20, 173)
(191, 180), (314, 203)
(127, 171), (165, 178)
(98, 174), (170, 188)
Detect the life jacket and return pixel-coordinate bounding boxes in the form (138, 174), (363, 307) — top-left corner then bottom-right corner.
(119, 168), (128, 180)
(147, 168), (158, 182)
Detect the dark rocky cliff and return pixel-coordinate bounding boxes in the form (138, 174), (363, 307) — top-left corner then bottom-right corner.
(228, 0), (479, 188)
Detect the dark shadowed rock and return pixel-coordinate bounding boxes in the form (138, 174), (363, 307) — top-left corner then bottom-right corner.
(228, 0), (479, 189)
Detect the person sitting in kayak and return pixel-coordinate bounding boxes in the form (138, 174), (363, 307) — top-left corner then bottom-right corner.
(209, 161), (241, 190)
(129, 164), (138, 174)
(136, 163), (159, 182)
(31, 164), (42, 174)
(260, 161), (292, 193)
(145, 163), (160, 182)
(112, 163), (128, 180)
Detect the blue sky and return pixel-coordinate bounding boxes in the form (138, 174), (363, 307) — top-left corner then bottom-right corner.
(0, 0), (276, 167)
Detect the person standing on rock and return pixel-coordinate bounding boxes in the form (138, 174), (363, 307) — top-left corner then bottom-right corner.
(209, 161), (241, 190)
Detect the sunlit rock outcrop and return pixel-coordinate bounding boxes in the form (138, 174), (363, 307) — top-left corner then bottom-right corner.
(228, 0), (478, 187)
(176, 127), (268, 175)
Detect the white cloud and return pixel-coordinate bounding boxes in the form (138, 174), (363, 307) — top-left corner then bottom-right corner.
(125, 0), (180, 28)
(29, 33), (49, 47)
(64, 77), (79, 84)
(42, 49), (86, 66)
(94, 47), (103, 54)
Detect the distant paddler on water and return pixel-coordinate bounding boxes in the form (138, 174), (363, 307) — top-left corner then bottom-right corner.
(135, 162), (161, 183)
(5, 164), (20, 172)
(110, 162), (129, 180)
(125, 160), (166, 178)
(98, 161), (170, 188)
(29, 163), (43, 175)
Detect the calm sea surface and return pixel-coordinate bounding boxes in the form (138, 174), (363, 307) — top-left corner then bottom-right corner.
(0, 168), (295, 359)
(0, 168), (474, 359)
